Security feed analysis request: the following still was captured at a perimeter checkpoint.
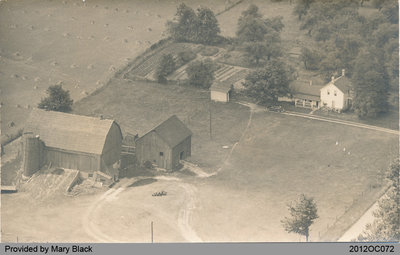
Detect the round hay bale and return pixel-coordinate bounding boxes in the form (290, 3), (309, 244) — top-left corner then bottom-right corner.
(87, 64), (93, 69)
(103, 36), (110, 41)
(81, 90), (89, 96)
(51, 61), (58, 66)
(29, 25), (35, 30)
(109, 66), (116, 71)
(15, 104), (21, 108)
(26, 104), (31, 109)
(56, 81), (63, 86)
(96, 80), (102, 85)
(88, 35), (94, 40)
(22, 76), (27, 80)
(44, 27), (50, 32)
(63, 32), (70, 37)
(33, 85), (39, 89)
(70, 64), (78, 69)
(11, 74), (19, 78)
(14, 51), (21, 57)
(147, 27), (152, 32)
(104, 23), (109, 27)
(90, 20), (95, 25)
(115, 8), (119, 12)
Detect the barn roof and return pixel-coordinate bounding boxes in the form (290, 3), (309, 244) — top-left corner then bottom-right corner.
(151, 115), (192, 148)
(25, 109), (117, 155)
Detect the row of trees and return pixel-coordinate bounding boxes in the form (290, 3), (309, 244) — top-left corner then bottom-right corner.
(296, 0), (398, 118)
(167, 3), (221, 44)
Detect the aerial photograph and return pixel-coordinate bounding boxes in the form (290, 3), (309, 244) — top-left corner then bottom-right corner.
(0, 0), (398, 243)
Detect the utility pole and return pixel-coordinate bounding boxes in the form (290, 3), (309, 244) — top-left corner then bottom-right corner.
(209, 102), (212, 140)
(151, 221), (153, 243)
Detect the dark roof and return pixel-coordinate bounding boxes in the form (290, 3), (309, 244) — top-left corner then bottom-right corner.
(25, 108), (118, 155)
(293, 94), (320, 101)
(151, 115), (192, 148)
(331, 76), (352, 92)
(290, 79), (324, 97)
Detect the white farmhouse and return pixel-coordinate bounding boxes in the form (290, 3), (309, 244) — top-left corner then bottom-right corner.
(320, 69), (353, 112)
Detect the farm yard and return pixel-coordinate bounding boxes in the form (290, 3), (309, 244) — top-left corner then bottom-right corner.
(3, 75), (396, 242)
(1, 0), (399, 244)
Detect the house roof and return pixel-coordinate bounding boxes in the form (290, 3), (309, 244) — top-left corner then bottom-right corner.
(25, 108), (117, 155)
(290, 79), (324, 97)
(330, 75), (352, 92)
(293, 93), (320, 101)
(151, 115), (192, 148)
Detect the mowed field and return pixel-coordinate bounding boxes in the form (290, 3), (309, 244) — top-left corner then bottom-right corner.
(76, 78), (399, 241)
(0, 0), (234, 141)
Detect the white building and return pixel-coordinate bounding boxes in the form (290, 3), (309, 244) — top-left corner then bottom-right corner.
(320, 69), (353, 111)
(210, 82), (233, 103)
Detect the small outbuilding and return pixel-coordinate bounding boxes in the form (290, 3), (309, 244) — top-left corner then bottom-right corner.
(210, 81), (233, 103)
(136, 115), (192, 170)
(24, 109), (123, 176)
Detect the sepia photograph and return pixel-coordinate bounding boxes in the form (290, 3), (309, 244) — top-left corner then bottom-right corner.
(0, 0), (399, 244)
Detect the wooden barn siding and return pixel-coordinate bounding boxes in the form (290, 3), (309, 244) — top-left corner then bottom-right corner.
(101, 122), (123, 174)
(136, 131), (172, 169)
(44, 147), (100, 172)
(171, 136), (191, 169)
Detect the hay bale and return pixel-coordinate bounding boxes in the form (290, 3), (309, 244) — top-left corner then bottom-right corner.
(87, 64), (94, 69)
(90, 20), (95, 25)
(10, 74), (19, 78)
(63, 32), (70, 37)
(22, 76), (27, 80)
(34, 77), (41, 82)
(33, 85), (39, 89)
(70, 64), (78, 69)
(124, 39), (128, 43)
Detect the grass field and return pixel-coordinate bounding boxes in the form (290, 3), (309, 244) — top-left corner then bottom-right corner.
(0, 0), (235, 142)
(73, 78), (397, 242)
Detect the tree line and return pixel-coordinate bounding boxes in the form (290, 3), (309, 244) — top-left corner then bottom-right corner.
(296, 0), (398, 118)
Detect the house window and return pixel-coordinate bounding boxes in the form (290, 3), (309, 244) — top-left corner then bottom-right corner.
(327, 90), (330, 95)
(159, 152), (164, 156)
(334, 91), (337, 96)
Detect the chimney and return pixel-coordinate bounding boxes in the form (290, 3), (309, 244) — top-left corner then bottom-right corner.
(342, 69), (345, 77)
(309, 80), (312, 86)
(331, 76), (335, 81)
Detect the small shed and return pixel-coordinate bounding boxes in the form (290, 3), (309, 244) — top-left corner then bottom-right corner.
(210, 82), (233, 103)
(24, 109), (123, 176)
(136, 115), (192, 170)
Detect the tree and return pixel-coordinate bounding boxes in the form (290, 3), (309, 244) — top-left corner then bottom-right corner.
(167, 3), (199, 42)
(357, 159), (400, 241)
(242, 60), (291, 104)
(300, 47), (321, 70)
(236, 5), (267, 43)
(155, 54), (176, 83)
(281, 194), (319, 242)
(38, 85), (73, 112)
(166, 4), (220, 44)
(244, 42), (268, 66)
(196, 7), (220, 44)
(352, 50), (389, 118)
(186, 59), (215, 89)
(293, 0), (314, 20)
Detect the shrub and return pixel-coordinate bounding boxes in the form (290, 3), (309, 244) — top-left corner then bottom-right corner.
(176, 50), (197, 66)
(200, 46), (219, 56)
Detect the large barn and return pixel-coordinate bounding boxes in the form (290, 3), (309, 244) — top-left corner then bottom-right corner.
(136, 115), (192, 170)
(24, 109), (123, 176)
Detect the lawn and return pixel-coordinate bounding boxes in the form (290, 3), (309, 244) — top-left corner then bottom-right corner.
(74, 78), (397, 242)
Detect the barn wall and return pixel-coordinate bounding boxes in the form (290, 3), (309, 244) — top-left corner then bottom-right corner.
(101, 122), (123, 173)
(136, 131), (172, 169)
(45, 147), (100, 172)
(171, 136), (191, 169)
